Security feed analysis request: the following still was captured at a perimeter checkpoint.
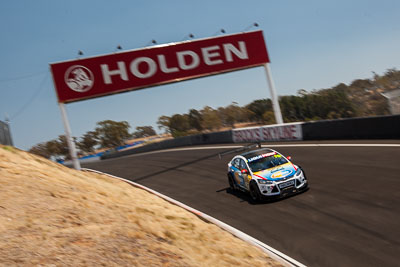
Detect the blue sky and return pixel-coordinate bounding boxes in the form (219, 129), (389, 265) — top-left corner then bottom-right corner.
(1, 0), (400, 150)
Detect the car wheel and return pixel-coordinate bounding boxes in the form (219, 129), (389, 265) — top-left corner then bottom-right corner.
(249, 182), (261, 203)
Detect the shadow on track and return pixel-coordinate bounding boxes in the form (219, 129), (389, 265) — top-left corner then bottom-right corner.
(129, 144), (263, 183)
(217, 187), (310, 205)
(130, 149), (229, 183)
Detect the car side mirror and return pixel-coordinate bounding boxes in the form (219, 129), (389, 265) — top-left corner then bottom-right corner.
(287, 156), (292, 160)
(241, 169), (248, 174)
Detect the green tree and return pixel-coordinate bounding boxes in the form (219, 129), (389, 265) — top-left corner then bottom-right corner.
(45, 139), (61, 157)
(245, 99), (273, 123)
(262, 111), (276, 124)
(188, 109), (203, 131)
(168, 114), (191, 137)
(218, 102), (247, 128)
(133, 126), (156, 138)
(54, 135), (71, 159)
(157, 115), (171, 133)
(95, 120), (132, 148)
(279, 95), (307, 122)
(373, 68), (400, 89)
(201, 106), (222, 131)
(29, 135), (74, 160)
(29, 142), (52, 159)
(77, 131), (98, 154)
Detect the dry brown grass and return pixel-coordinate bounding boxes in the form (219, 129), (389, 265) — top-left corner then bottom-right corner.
(0, 145), (282, 266)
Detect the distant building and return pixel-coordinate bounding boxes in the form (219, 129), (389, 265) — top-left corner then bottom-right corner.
(0, 120), (13, 146)
(381, 89), (400, 115)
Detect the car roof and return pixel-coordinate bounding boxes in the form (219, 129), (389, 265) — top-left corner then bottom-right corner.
(240, 148), (274, 159)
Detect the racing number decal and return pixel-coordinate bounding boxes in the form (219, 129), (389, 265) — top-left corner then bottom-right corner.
(234, 171), (242, 185)
(244, 174), (252, 190)
(232, 158), (243, 186)
(232, 158), (252, 190)
(239, 159), (250, 189)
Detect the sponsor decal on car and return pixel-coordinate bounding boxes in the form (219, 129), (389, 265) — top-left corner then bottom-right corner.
(278, 180), (295, 189)
(271, 167), (284, 173)
(247, 152), (276, 162)
(254, 163), (295, 180)
(271, 169), (293, 179)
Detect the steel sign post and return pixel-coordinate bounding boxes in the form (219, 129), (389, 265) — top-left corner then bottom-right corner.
(58, 103), (81, 170)
(49, 30), (283, 170)
(264, 63), (284, 124)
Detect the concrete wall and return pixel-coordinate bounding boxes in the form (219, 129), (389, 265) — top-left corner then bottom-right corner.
(101, 115), (400, 160)
(102, 131), (232, 159)
(302, 115), (400, 140)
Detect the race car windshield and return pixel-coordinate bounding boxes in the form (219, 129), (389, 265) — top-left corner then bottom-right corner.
(248, 154), (288, 172)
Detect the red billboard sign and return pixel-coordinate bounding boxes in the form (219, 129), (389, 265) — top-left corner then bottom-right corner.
(50, 30), (270, 103)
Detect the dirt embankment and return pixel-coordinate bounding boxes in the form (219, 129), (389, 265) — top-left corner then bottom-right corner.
(0, 145), (282, 266)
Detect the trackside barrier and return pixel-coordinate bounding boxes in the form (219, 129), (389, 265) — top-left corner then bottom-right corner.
(101, 130), (232, 159)
(232, 122), (303, 143)
(81, 168), (306, 267)
(302, 114), (400, 140)
(100, 115), (400, 160)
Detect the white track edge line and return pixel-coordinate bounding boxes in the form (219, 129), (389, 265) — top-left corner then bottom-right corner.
(117, 143), (400, 159)
(82, 168), (307, 267)
(71, 143), (400, 164)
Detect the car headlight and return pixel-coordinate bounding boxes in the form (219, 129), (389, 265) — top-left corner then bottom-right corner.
(258, 179), (273, 184)
(295, 168), (302, 176)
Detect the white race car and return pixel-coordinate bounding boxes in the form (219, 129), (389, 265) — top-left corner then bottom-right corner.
(227, 147), (308, 202)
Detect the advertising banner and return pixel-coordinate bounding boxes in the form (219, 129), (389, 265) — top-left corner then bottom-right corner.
(232, 123), (303, 143)
(50, 31), (270, 103)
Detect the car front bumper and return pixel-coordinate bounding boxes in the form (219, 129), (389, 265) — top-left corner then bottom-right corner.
(257, 174), (308, 197)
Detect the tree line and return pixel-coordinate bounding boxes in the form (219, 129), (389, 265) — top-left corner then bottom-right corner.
(29, 68), (398, 159)
(158, 68), (399, 136)
(29, 120), (156, 160)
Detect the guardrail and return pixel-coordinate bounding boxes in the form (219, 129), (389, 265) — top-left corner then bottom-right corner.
(101, 115), (400, 160)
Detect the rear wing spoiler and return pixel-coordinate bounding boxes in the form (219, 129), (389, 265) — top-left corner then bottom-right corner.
(218, 142), (262, 159)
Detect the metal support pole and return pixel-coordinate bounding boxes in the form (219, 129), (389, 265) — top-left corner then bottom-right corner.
(264, 63), (284, 124)
(58, 103), (81, 170)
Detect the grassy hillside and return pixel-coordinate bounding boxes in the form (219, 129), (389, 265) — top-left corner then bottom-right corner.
(0, 145), (281, 266)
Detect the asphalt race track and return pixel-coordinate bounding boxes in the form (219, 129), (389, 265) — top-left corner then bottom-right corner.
(83, 141), (400, 267)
